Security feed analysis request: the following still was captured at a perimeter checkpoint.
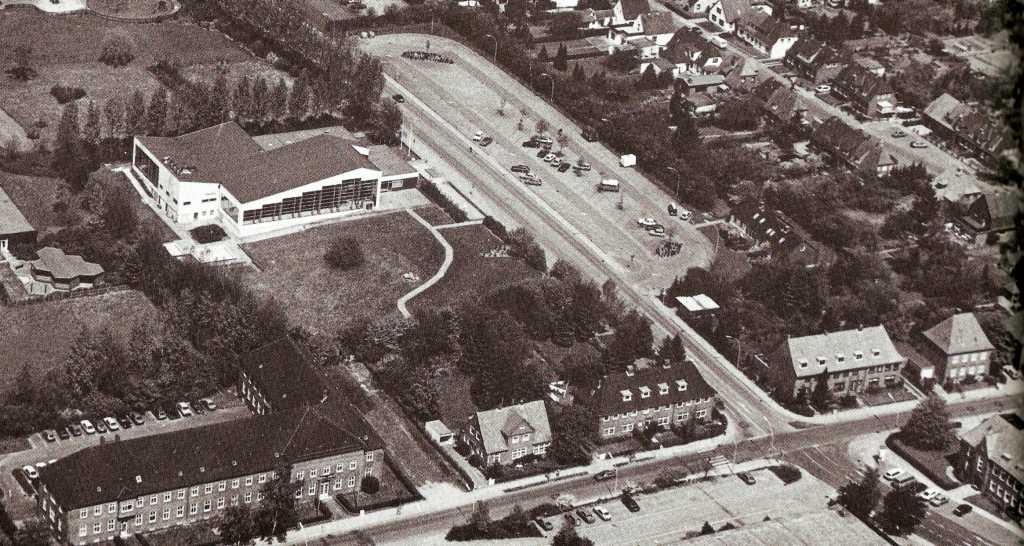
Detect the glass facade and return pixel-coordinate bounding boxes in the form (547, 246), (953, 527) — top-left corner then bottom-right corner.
(133, 145), (159, 193)
(240, 178), (376, 225)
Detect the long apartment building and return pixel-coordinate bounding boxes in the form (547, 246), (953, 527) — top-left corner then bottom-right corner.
(239, 337), (329, 415)
(36, 407), (384, 545)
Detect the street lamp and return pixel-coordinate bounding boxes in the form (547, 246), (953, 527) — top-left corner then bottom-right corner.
(484, 34), (498, 63)
(538, 72), (555, 102)
(665, 166), (682, 201)
(762, 416), (776, 461)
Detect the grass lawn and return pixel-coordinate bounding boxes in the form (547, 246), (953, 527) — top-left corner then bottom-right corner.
(338, 459), (420, 512)
(411, 203), (454, 227)
(0, 170), (68, 237)
(410, 224), (539, 311)
(241, 211), (444, 335)
(432, 371), (477, 427)
(87, 0), (177, 19)
(860, 384), (918, 407)
(0, 289), (163, 395)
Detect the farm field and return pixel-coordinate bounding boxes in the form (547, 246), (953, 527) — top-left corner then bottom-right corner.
(240, 211), (445, 335)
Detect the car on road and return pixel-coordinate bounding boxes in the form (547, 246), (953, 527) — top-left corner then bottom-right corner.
(479, 136), (493, 147)
(558, 163), (572, 173)
(593, 506), (612, 521)
(575, 159), (591, 171)
(534, 135), (552, 145)
(930, 493), (949, 507)
(42, 429), (57, 442)
(910, 141), (928, 149)
(511, 165), (530, 173)
(952, 503), (973, 516)
(104, 417), (120, 431)
(534, 517), (554, 531)
(472, 130), (484, 141)
(918, 488), (939, 501)
(621, 494), (640, 512)
(392, 94), (405, 103)
(94, 419), (108, 433)
(892, 130), (907, 138)
(536, 149), (549, 158)
(131, 412), (146, 425)
(882, 468), (904, 481)
(57, 428), (70, 440)
(80, 420), (96, 435)
(594, 470), (616, 481)
(155, 408), (168, 420)
(69, 423), (83, 437)
(576, 509), (596, 524)
(636, 217), (657, 228)
(737, 472), (756, 485)
(815, 84), (832, 94)
(565, 513), (580, 527)
(906, 481), (928, 495)
(177, 402), (193, 417)
(22, 465), (39, 480)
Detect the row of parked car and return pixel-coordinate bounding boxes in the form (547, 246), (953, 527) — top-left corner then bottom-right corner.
(881, 467), (972, 515)
(534, 495), (640, 532)
(40, 399), (217, 443)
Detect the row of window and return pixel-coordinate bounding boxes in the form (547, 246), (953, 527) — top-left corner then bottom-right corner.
(293, 455), (372, 481)
(486, 445), (547, 464)
(80, 474), (273, 518)
(602, 409), (707, 435)
(79, 492), (264, 537)
(949, 365), (985, 378)
(951, 352), (989, 364)
(601, 399), (706, 421)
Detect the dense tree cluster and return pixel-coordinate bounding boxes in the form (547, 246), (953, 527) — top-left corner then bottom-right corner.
(900, 394), (957, 451)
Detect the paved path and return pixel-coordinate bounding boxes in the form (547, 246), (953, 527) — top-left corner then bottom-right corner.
(396, 208), (453, 318)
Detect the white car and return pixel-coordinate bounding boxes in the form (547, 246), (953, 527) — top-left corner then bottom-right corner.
(636, 217), (657, 228)
(22, 465), (39, 480)
(678, 209), (692, 221)
(534, 135), (553, 145)
(883, 468), (904, 481)
(918, 488), (939, 501)
(815, 84), (832, 94)
(104, 417), (120, 431)
(930, 493), (949, 506)
(593, 506), (612, 521)
(177, 401), (193, 416)
(543, 153), (557, 162)
(472, 130), (484, 141)
(80, 419), (96, 435)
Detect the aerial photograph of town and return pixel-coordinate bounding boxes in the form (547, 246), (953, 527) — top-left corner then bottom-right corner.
(0, 0), (1020, 544)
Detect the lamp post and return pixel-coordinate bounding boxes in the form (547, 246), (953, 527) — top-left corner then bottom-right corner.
(538, 72), (555, 102)
(484, 34), (498, 63)
(763, 416), (776, 461)
(665, 166), (681, 201)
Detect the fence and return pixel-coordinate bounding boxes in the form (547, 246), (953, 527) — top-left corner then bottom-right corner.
(2, 284), (130, 307)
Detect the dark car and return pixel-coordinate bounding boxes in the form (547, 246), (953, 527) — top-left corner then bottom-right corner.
(952, 504), (973, 517)
(621, 494), (640, 512)
(908, 482), (928, 495)
(511, 165), (530, 173)
(69, 423), (83, 437)
(57, 427), (71, 440)
(479, 136), (493, 147)
(131, 412), (145, 426)
(558, 163), (572, 173)
(94, 420), (108, 433)
(192, 401), (207, 415)
(564, 513), (580, 527)
(392, 94), (405, 103)
(42, 430), (57, 442)
(118, 415), (133, 429)
(155, 408), (168, 420)
(737, 472), (756, 485)
(576, 509), (595, 524)
(523, 139), (540, 148)
(163, 404), (181, 420)
(594, 470), (616, 482)
(534, 517), (554, 531)
(536, 149), (548, 158)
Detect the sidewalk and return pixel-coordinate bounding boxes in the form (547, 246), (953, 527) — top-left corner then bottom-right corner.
(934, 379), (1024, 403)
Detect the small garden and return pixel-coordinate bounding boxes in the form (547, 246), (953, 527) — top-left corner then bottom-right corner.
(445, 502), (542, 542)
(334, 462), (421, 513)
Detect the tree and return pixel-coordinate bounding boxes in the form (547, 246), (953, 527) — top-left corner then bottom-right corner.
(549, 11), (583, 37)
(700, 521), (715, 535)
(56, 101), (81, 155)
(535, 119), (550, 135)
(901, 393), (955, 451)
(99, 28), (136, 67)
(553, 43), (569, 71)
(104, 96), (124, 140)
(251, 76), (271, 120)
(360, 475), (380, 494)
(83, 100), (102, 149)
(809, 372), (833, 411)
(656, 334), (686, 364)
(555, 130), (569, 152)
(287, 76), (310, 119)
(126, 90), (147, 137)
(549, 403), (594, 465)
(254, 464), (299, 543)
(211, 72), (230, 123)
(927, 37), (945, 56)
(468, 501), (491, 535)
(606, 49), (638, 72)
(638, 64), (658, 89)
(234, 75), (253, 118)
(836, 467), (881, 518)
(325, 236), (365, 269)
(572, 63), (586, 82)
(270, 77), (289, 119)
(537, 45), (550, 62)
(507, 228), (547, 271)
(671, 98), (701, 152)
(606, 309), (653, 367)
(10, 517), (52, 546)
(11, 44), (36, 80)
(372, 98), (403, 145)
(220, 504), (256, 546)
(102, 183), (138, 239)
(146, 87), (169, 136)
(878, 487), (928, 535)
(552, 521), (594, 546)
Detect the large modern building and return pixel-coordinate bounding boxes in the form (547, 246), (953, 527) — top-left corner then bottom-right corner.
(129, 122), (418, 238)
(588, 359), (717, 440)
(239, 337), (329, 415)
(772, 325), (906, 398)
(462, 401), (552, 466)
(36, 407), (384, 545)
(956, 413), (1024, 519)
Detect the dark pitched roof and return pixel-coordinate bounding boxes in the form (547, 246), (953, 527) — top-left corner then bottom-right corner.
(923, 94), (1012, 158)
(811, 117), (895, 174)
(589, 359), (716, 417)
(618, 0), (652, 20)
(922, 313), (995, 355)
(719, 0), (752, 22)
(730, 200), (828, 267)
(638, 11), (675, 35)
(738, 11), (795, 45)
(663, 28), (721, 64)
(833, 63), (893, 102)
(40, 406), (380, 509)
(138, 122), (379, 203)
(241, 337), (327, 410)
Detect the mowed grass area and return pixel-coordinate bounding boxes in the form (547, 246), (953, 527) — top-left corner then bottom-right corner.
(0, 290), (162, 395)
(241, 211), (445, 335)
(410, 224), (539, 311)
(0, 171), (68, 237)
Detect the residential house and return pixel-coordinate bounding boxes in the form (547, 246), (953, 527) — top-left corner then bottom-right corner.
(729, 200), (830, 268)
(853, 55), (886, 77)
(721, 55), (760, 90)
(956, 413), (1024, 518)
(29, 247), (104, 291)
(735, 11), (799, 60)
(682, 92), (720, 116)
(753, 78), (808, 124)
(831, 63), (896, 118)
(0, 186), (35, 256)
(589, 359), (717, 440)
(239, 337), (328, 416)
(919, 312), (996, 384)
(678, 73), (726, 93)
(810, 117), (898, 178)
(784, 38), (845, 83)
(463, 401), (552, 465)
(922, 93), (1013, 168)
(954, 190), (1020, 240)
(36, 406), (384, 545)
(609, 11), (677, 47)
(707, 0), (772, 33)
(655, 28), (724, 78)
(771, 325), (906, 399)
(611, 0), (652, 26)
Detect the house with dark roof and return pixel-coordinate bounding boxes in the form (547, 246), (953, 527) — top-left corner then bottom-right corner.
(658, 28), (724, 77)
(735, 11), (799, 60)
(953, 190), (1020, 240)
(587, 359), (717, 440)
(30, 247), (104, 290)
(922, 93), (1014, 168)
(919, 312), (995, 384)
(771, 325), (906, 399)
(0, 186), (36, 256)
(728, 200), (830, 268)
(36, 406), (384, 545)
(130, 122), (396, 238)
(784, 38), (846, 83)
(611, 0), (652, 26)
(707, 0), (772, 33)
(239, 337), (328, 415)
(832, 63), (896, 118)
(752, 78), (808, 124)
(810, 117), (898, 178)
(462, 401), (552, 465)
(609, 11), (677, 48)
(955, 413), (1024, 519)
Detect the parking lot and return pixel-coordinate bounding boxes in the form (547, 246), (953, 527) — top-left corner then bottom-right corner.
(0, 391), (248, 520)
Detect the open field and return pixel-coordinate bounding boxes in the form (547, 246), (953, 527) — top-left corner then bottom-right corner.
(410, 224), (539, 311)
(241, 211), (444, 334)
(0, 289), (163, 395)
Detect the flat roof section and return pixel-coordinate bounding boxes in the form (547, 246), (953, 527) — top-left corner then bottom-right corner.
(0, 186), (34, 237)
(369, 145), (418, 179)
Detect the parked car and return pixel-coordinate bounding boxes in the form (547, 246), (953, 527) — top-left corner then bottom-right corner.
(544, 153), (557, 162)
(593, 506), (612, 521)
(930, 493), (949, 507)
(523, 177), (543, 186)
(621, 494), (641, 512)
(104, 417), (120, 431)
(200, 399), (217, 411)
(576, 509), (595, 524)
(536, 149), (549, 158)
(952, 503), (973, 517)
(155, 408), (168, 420)
(534, 517), (554, 531)
(192, 401), (207, 415)
(69, 423), (83, 437)
(815, 84), (832, 94)
(918, 488), (939, 501)
(131, 412), (146, 425)
(565, 513), (580, 527)
(22, 465), (39, 480)
(177, 402), (193, 417)
(80, 420), (96, 435)
(910, 141), (928, 149)
(523, 139), (540, 148)
(647, 225), (666, 237)
(575, 159), (591, 171)
(42, 430), (57, 442)
(392, 94), (405, 103)
(550, 157), (562, 167)
(906, 481), (928, 495)
(636, 217), (657, 228)
(678, 209), (692, 221)
(534, 135), (552, 145)
(558, 163), (572, 173)
(479, 136), (493, 147)
(57, 427), (71, 441)
(737, 472), (756, 485)
(882, 468), (904, 481)
(1003, 365), (1021, 380)
(472, 130), (484, 141)
(94, 420), (108, 433)
(891, 474), (917, 490)
(511, 165), (530, 173)
(118, 415), (132, 429)
(892, 130), (907, 138)
(594, 470), (616, 481)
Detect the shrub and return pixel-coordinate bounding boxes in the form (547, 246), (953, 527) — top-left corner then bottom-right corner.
(99, 29), (137, 67)
(50, 85), (87, 104)
(360, 476), (380, 494)
(767, 464), (802, 485)
(325, 237), (365, 269)
(190, 224), (226, 244)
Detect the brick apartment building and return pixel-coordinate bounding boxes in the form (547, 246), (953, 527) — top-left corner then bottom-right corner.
(919, 312), (996, 384)
(588, 359), (717, 440)
(772, 325), (906, 399)
(36, 407), (384, 545)
(462, 400), (552, 466)
(956, 413), (1024, 519)
(239, 337), (328, 415)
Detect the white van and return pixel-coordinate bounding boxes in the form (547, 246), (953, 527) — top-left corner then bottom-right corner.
(599, 179), (621, 192)
(709, 36), (728, 48)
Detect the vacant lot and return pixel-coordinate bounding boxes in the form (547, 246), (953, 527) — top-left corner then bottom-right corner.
(241, 212), (445, 334)
(0, 289), (163, 395)
(411, 224), (539, 311)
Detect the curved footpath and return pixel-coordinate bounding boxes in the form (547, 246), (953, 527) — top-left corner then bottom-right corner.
(396, 208), (455, 317)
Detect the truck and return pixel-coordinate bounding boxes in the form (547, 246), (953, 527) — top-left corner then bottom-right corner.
(709, 35), (728, 48)
(619, 154), (636, 168)
(598, 179), (620, 192)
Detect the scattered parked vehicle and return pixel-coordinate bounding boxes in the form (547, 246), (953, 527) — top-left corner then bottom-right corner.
(479, 136), (493, 147)
(192, 401), (207, 415)
(57, 428), (70, 440)
(598, 179), (620, 192)
(80, 420), (96, 435)
(891, 474), (917, 490)
(104, 417), (120, 431)
(118, 415), (132, 429)
(534, 517), (554, 531)
(177, 402), (193, 417)
(737, 472), (756, 485)
(593, 506), (612, 521)
(155, 408), (168, 420)
(42, 430), (57, 442)
(1002, 365), (1021, 380)
(511, 165), (530, 173)
(647, 225), (666, 237)
(581, 125), (600, 141)
(536, 149), (549, 158)
(392, 94), (405, 103)
(910, 141), (928, 149)
(637, 217), (658, 228)
(523, 177), (543, 186)
(200, 399), (217, 411)
(678, 209), (692, 221)
(534, 135), (552, 145)
(621, 494), (641, 512)
(22, 465), (39, 480)
(815, 84), (832, 94)
(667, 203), (678, 216)
(906, 481), (928, 495)
(69, 423), (83, 437)
(952, 503), (973, 517)
(94, 420), (108, 433)
(131, 412), (146, 425)
(472, 130), (484, 141)
(576, 509), (596, 524)
(892, 130), (907, 138)
(575, 159), (591, 171)
(594, 470), (616, 481)
(523, 139), (540, 148)
(544, 153), (557, 162)
(930, 493), (949, 507)
(558, 163), (572, 173)
(565, 513), (580, 527)
(918, 488), (939, 501)
(882, 468), (905, 481)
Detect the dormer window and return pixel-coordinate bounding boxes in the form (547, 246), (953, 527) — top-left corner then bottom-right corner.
(676, 379), (688, 391)
(639, 386), (652, 399)
(835, 354), (845, 363)
(854, 351), (863, 360)
(799, 359), (808, 369)
(872, 348), (880, 357)
(658, 382), (669, 395)
(621, 390), (632, 402)
(817, 356), (827, 366)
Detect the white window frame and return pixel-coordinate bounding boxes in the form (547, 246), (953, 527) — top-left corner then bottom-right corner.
(176, 506), (185, 518)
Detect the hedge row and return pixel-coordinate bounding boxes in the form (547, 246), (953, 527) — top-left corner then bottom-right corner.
(419, 181), (469, 223)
